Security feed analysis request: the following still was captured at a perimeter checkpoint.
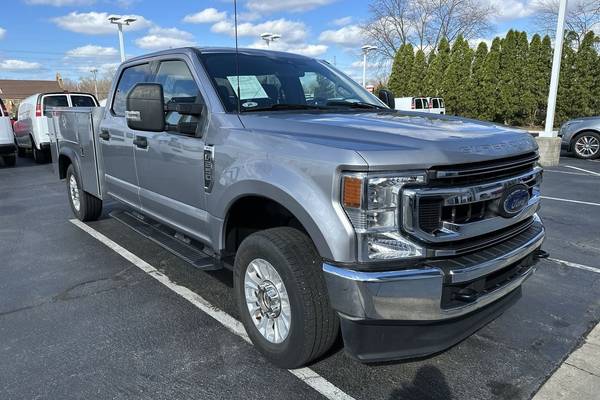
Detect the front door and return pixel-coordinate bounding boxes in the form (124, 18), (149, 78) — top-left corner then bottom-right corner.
(132, 59), (210, 243)
(99, 62), (152, 208)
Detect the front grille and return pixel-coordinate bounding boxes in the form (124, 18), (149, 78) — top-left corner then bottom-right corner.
(428, 151), (539, 186)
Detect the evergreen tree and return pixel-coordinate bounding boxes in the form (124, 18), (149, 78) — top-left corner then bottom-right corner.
(525, 35), (553, 126)
(570, 31), (599, 118)
(408, 49), (427, 96)
(479, 38), (502, 121)
(424, 37), (450, 97)
(388, 43), (414, 97)
(442, 35), (473, 115)
(468, 41), (488, 119)
(498, 30), (530, 125)
(556, 32), (578, 126)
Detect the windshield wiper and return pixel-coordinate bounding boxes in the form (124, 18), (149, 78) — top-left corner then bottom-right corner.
(325, 100), (387, 109)
(240, 103), (328, 112)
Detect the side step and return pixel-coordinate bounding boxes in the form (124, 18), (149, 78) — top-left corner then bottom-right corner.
(109, 210), (222, 271)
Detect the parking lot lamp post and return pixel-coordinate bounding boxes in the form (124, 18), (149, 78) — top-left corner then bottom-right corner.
(361, 45), (377, 87)
(261, 33), (281, 47)
(537, 0), (568, 166)
(108, 16), (137, 62)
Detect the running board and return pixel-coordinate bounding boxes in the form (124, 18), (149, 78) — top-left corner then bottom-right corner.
(109, 210), (221, 271)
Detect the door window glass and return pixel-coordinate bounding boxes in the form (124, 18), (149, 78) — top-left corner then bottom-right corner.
(112, 63), (151, 116)
(154, 60), (203, 132)
(43, 95), (68, 117)
(432, 98), (439, 108)
(71, 95), (97, 107)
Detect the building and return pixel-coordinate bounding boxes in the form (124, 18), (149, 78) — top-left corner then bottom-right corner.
(0, 76), (63, 116)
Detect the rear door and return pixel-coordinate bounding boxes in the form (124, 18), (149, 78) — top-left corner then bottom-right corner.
(69, 94), (98, 107)
(0, 98), (13, 145)
(132, 58), (210, 242)
(100, 62), (152, 208)
(40, 94), (68, 144)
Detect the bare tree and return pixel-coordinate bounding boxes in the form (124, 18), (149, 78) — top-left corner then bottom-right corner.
(361, 0), (494, 59)
(534, 0), (600, 47)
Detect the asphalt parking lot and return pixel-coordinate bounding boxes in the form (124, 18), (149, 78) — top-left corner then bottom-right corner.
(1, 153), (599, 400)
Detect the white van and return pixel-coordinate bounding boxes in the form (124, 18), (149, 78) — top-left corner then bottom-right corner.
(394, 97), (430, 112)
(0, 97), (16, 167)
(14, 92), (98, 163)
(428, 97), (445, 114)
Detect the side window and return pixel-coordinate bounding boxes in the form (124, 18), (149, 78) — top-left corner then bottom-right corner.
(432, 99), (439, 108)
(154, 60), (203, 132)
(112, 63), (151, 116)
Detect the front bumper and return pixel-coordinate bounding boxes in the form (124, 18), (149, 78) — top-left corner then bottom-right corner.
(323, 215), (544, 361)
(0, 143), (16, 155)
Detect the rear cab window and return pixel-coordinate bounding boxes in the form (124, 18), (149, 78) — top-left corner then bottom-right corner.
(112, 63), (152, 116)
(42, 95), (68, 117)
(71, 95), (97, 107)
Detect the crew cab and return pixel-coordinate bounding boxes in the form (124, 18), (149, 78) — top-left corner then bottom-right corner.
(14, 92), (98, 163)
(49, 47), (546, 368)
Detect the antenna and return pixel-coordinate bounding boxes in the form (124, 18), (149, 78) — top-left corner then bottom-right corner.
(234, 0), (241, 114)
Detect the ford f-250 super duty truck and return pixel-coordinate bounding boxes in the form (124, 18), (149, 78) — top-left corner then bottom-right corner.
(49, 47), (546, 368)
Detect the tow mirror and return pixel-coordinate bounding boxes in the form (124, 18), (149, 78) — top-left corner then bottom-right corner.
(378, 89), (395, 109)
(126, 83), (165, 132)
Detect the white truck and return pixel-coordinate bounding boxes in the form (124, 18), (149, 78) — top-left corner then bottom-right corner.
(0, 97), (16, 167)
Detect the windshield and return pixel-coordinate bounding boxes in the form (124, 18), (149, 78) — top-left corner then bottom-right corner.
(198, 51), (387, 113)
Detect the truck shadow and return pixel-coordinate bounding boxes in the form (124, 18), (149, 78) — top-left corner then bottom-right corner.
(388, 365), (453, 400)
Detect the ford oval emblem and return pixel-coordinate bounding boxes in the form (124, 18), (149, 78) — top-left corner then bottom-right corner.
(499, 184), (530, 217)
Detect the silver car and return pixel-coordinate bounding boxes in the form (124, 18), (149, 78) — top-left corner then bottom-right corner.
(559, 116), (600, 159)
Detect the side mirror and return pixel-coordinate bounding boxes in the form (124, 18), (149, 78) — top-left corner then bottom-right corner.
(378, 89), (395, 109)
(126, 83), (165, 132)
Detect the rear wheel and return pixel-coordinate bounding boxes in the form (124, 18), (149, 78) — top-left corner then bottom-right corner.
(234, 227), (339, 368)
(32, 144), (49, 164)
(15, 140), (26, 157)
(2, 154), (16, 167)
(572, 131), (600, 159)
(66, 164), (102, 221)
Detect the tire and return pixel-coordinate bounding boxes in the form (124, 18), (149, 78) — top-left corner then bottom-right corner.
(66, 164), (102, 221)
(572, 131), (600, 159)
(234, 227), (339, 369)
(2, 154), (16, 167)
(32, 143), (49, 164)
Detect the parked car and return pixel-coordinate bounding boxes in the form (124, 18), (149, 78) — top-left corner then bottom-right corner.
(394, 96), (430, 112)
(13, 92), (98, 163)
(0, 97), (17, 167)
(50, 47), (545, 368)
(428, 97), (445, 114)
(559, 116), (600, 159)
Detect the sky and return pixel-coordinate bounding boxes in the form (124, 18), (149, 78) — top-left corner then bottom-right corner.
(0, 0), (547, 83)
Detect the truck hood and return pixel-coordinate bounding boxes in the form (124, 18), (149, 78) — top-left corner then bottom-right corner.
(239, 111), (538, 169)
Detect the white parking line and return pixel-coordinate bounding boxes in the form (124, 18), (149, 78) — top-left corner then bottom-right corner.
(541, 196), (600, 207)
(70, 219), (355, 400)
(548, 258), (600, 275)
(564, 165), (600, 177)
(543, 170), (589, 176)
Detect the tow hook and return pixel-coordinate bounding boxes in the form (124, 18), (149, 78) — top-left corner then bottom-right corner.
(534, 249), (549, 259)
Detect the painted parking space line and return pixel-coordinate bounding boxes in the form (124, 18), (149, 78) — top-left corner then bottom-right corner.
(543, 169), (589, 176)
(70, 219), (355, 400)
(564, 165), (600, 177)
(541, 196), (600, 207)
(547, 258), (600, 275)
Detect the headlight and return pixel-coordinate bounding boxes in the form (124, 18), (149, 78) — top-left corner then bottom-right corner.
(341, 172), (426, 261)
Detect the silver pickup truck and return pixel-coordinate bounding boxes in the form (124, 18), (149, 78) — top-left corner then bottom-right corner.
(50, 47), (546, 368)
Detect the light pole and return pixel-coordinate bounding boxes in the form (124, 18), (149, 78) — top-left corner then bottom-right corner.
(361, 45), (377, 87)
(261, 32), (281, 47)
(108, 15), (137, 62)
(90, 68), (98, 100)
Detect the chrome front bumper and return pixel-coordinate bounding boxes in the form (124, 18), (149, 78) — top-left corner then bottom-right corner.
(323, 215), (544, 321)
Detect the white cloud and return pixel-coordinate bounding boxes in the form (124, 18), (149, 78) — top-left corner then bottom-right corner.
(0, 59), (43, 71)
(212, 18), (307, 43)
(183, 8), (227, 24)
(319, 25), (364, 48)
(332, 16), (352, 26)
(135, 27), (196, 50)
(53, 12), (151, 35)
(0, 27), (5, 40)
(488, 0), (534, 21)
(66, 45), (118, 58)
(76, 62), (119, 74)
(25, 0), (95, 5)
(248, 40), (328, 57)
(246, 0), (336, 13)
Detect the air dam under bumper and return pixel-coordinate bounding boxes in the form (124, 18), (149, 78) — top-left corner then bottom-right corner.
(323, 218), (544, 362)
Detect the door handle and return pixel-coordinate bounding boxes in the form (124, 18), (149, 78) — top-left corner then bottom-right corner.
(133, 136), (148, 149)
(99, 129), (110, 141)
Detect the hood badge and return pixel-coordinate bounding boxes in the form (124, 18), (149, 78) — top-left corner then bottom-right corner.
(459, 139), (532, 155)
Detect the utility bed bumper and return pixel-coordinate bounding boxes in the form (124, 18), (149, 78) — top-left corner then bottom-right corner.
(323, 216), (544, 362)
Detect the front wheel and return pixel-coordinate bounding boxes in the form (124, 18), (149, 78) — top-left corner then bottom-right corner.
(234, 227), (339, 369)
(572, 131), (600, 159)
(66, 165), (102, 221)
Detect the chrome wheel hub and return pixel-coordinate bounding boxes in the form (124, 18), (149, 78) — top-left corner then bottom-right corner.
(244, 258), (291, 344)
(69, 175), (81, 212)
(575, 136), (599, 157)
